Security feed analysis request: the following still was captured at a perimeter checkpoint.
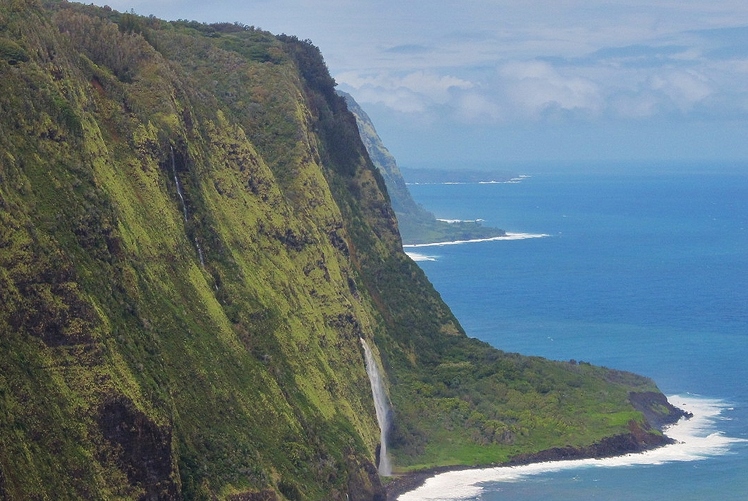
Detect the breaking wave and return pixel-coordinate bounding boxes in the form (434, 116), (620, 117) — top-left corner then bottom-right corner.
(398, 395), (746, 501)
(403, 233), (550, 249)
(405, 252), (438, 262)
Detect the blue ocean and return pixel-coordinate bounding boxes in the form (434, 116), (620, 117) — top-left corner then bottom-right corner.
(400, 170), (748, 500)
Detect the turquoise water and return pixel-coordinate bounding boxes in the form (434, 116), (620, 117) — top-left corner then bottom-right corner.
(402, 171), (748, 500)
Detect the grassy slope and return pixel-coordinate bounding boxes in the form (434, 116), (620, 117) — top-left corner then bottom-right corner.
(0, 2), (675, 499)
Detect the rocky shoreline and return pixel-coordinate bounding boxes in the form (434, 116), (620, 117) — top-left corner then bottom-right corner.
(386, 392), (691, 500)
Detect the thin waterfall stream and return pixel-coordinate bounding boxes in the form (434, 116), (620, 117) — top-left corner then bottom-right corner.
(170, 146), (204, 267)
(170, 146), (188, 222)
(194, 237), (205, 267)
(360, 338), (393, 476)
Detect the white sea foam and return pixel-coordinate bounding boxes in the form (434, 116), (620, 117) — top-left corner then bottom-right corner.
(398, 395), (746, 501)
(403, 233), (550, 249)
(406, 252), (438, 262)
(405, 175), (530, 186)
(436, 218), (485, 224)
(478, 177), (525, 184)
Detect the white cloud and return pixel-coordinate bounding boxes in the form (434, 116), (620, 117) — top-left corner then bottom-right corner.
(609, 91), (663, 119)
(353, 85), (431, 114)
(648, 70), (712, 111)
(498, 61), (604, 118)
(454, 92), (503, 122)
(339, 46), (746, 126)
(336, 70), (473, 114)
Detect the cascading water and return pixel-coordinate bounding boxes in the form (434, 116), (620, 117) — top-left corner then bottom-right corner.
(195, 237), (205, 267)
(170, 146), (188, 222)
(360, 338), (392, 476)
(170, 146), (204, 267)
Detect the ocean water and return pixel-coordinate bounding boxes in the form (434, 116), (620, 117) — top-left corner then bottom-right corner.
(400, 170), (748, 500)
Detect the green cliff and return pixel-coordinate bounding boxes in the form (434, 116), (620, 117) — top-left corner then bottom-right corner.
(338, 91), (507, 245)
(0, 2), (684, 500)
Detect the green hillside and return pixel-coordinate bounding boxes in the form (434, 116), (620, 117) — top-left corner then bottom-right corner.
(0, 2), (683, 499)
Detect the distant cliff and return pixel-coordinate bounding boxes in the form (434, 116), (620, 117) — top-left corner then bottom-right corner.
(0, 2), (683, 499)
(339, 91), (507, 245)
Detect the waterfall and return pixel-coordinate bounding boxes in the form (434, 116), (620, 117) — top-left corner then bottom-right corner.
(170, 147), (204, 267)
(195, 237), (205, 267)
(360, 338), (392, 476)
(170, 146), (188, 222)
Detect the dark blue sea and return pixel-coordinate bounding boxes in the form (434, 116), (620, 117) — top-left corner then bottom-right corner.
(399, 170), (748, 500)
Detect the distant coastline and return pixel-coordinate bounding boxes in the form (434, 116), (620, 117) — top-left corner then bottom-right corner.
(340, 91), (512, 247)
(403, 233), (551, 261)
(404, 232), (550, 249)
(401, 167), (527, 185)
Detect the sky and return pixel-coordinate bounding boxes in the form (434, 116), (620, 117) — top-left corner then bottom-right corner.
(89, 0), (748, 172)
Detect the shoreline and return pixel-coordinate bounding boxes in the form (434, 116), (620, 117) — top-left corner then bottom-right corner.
(387, 395), (741, 500)
(403, 232), (550, 249)
(384, 465), (473, 501)
(384, 430), (671, 501)
(403, 233), (551, 261)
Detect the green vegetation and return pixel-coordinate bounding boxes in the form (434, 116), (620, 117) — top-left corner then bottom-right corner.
(0, 2), (680, 499)
(393, 210), (506, 246)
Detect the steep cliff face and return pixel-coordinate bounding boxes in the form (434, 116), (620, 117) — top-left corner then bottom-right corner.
(1, 3), (388, 498)
(336, 91), (417, 218)
(0, 2), (682, 500)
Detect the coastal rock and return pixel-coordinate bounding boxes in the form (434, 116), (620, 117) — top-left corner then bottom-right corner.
(629, 391), (693, 429)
